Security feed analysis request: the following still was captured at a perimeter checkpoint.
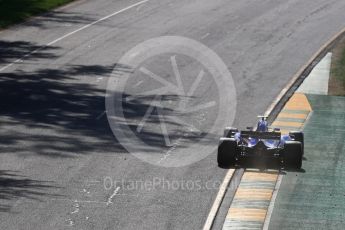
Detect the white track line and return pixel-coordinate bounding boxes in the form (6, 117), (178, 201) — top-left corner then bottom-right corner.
(261, 27), (345, 230)
(262, 174), (283, 230)
(0, 0), (149, 72)
(203, 24), (345, 230)
(265, 26), (345, 117)
(203, 169), (235, 230)
(261, 24), (345, 230)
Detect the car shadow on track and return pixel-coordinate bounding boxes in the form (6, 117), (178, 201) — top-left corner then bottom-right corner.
(219, 159), (306, 173)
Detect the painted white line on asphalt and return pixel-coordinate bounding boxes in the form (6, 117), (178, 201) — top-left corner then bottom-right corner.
(216, 26), (345, 230)
(0, 0), (149, 72)
(203, 169), (235, 230)
(265, 26), (345, 117)
(262, 174), (283, 230)
(260, 26), (345, 230)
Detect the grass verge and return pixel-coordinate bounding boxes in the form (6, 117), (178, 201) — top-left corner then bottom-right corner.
(0, 0), (75, 29)
(329, 36), (345, 96)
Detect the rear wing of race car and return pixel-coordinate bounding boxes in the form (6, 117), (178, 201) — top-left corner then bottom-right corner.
(240, 131), (281, 140)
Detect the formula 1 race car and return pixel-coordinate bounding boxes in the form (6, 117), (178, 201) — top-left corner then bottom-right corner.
(217, 116), (304, 169)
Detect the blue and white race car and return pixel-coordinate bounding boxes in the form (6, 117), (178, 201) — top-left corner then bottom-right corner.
(217, 116), (304, 169)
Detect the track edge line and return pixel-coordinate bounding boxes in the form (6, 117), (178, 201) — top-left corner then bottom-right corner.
(209, 26), (345, 230)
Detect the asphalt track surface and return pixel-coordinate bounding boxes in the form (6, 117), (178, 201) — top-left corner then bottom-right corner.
(1, 0), (345, 229)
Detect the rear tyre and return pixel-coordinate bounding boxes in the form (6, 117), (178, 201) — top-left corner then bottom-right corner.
(223, 127), (238, 138)
(217, 138), (238, 167)
(283, 141), (302, 169)
(289, 131), (304, 155)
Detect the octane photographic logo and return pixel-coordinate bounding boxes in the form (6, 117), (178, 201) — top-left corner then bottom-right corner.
(106, 36), (236, 167)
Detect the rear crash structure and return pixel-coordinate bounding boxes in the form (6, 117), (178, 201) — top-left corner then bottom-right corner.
(217, 117), (304, 169)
